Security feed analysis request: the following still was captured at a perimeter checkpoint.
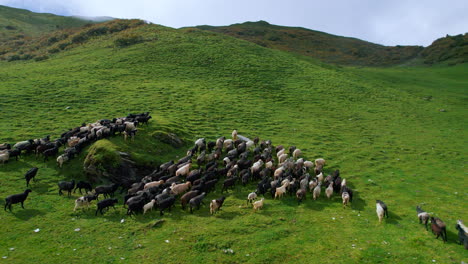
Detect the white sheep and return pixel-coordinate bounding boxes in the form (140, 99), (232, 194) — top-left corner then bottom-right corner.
(67, 136), (80, 148)
(231, 130), (238, 140)
(247, 192), (257, 204)
(316, 172), (324, 184)
(274, 167), (284, 179)
(274, 183), (288, 199)
(308, 178), (318, 192)
(223, 139), (233, 149)
(253, 198), (264, 211)
(143, 199), (156, 214)
(325, 182), (334, 199)
(251, 159), (264, 174)
(246, 140), (254, 149)
(342, 191), (350, 208)
(293, 149), (302, 159)
(313, 183), (322, 200)
(175, 163), (191, 177)
(340, 178), (347, 192)
(276, 148), (285, 159)
(124, 121), (136, 132)
(314, 158), (326, 167)
(56, 154), (69, 168)
(171, 182), (192, 196)
(0, 151), (10, 164)
(278, 153), (288, 164)
(304, 160), (314, 169)
(144, 180), (164, 190)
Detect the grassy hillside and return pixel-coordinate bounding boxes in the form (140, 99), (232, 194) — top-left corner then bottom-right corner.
(0, 20), (467, 264)
(194, 21), (424, 66)
(420, 33), (468, 65)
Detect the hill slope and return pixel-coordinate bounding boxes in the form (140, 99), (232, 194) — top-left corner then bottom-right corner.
(0, 16), (466, 264)
(194, 21), (424, 66)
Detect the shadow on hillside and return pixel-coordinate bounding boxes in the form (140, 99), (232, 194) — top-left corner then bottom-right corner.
(385, 210), (402, 225)
(10, 209), (46, 220)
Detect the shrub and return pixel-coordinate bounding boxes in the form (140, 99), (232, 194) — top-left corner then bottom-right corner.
(114, 33), (144, 47)
(71, 32), (88, 44)
(86, 26), (109, 37)
(7, 54), (20, 62)
(34, 55), (49, 61)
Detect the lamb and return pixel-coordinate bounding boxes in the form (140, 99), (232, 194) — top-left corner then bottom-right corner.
(143, 199), (156, 214)
(430, 217), (447, 242)
(74, 194), (97, 211)
(416, 206), (430, 230)
(58, 179), (75, 196)
(4, 189), (32, 211)
(189, 192), (206, 213)
(376, 200), (389, 223)
(95, 198), (118, 215)
(325, 182), (334, 199)
(253, 198), (264, 211)
(170, 182), (192, 196)
(25, 167), (39, 187)
(247, 192), (257, 204)
(74, 181), (93, 194)
(210, 196), (226, 215)
(456, 220), (468, 249)
(313, 183), (322, 200)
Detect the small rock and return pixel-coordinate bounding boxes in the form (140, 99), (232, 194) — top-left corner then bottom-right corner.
(73, 249), (76, 251)
(120, 219), (125, 223)
(74, 228), (80, 232)
(439, 109), (446, 112)
(165, 240), (169, 243)
(9, 248), (14, 251)
(34, 228), (40, 233)
(65, 106), (71, 109)
(120, 257), (125, 260)
(2, 256), (7, 259)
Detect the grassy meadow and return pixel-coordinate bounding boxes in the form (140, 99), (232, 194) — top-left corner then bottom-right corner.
(0, 21), (467, 263)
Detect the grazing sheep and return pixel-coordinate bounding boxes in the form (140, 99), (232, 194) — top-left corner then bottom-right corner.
(180, 190), (200, 210)
(157, 195), (176, 216)
(253, 198), (264, 211)
(456, 220), (468, 249)
(296, 189), (307, 204)
(95, 198), (118, 215)
(313, 183), (322, 200)
(430, 217), (447, 242)
(25, 167), (39, 187)
(143, 199), (156, 214)
(416, 206), (430, 230)
(342, 191), (350, 208)
(74, 194), (97, 211)
(189, 192), (206, 213)
(325, 182), (334, 199)
(210, 196), (226, 215)
(74, 181), (93, 195)
(58, 180), (75, 196)
(292, 149), (301, 159)
(247, 192), (257, 204)
(4, 189), (32, 211)
(170, 182), (192, 196)
(376, 200), (388, 223)
(56, 154), (69, 168)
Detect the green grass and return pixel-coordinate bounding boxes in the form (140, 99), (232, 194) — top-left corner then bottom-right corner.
(0, 22), (466, 263)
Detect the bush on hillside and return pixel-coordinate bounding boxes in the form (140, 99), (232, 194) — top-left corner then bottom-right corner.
(114, 33), (144, 47)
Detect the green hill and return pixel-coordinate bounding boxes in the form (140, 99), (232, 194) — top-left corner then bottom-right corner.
(194, 21), (425, 66)
(0, 8), (466, 264)
(421, 33), (468, 65)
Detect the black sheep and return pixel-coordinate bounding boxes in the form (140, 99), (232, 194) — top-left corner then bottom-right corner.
(74, 181), (93, 194)
(157, 195), (176, 216)
(180, 191), (199, 210)
(189, 192), (206, 214)
(95, 183), (119, 199)
(58, 179), (75, 196)
(95, 198), (118, 215)
(25, 167), (39, 187)
(8, 149), (21, 161)
(4, 189), (32, 211)
(43, 146), (59, 162)
(221, 177), (237, 193)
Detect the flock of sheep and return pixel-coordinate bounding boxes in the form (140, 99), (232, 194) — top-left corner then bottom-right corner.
(1, 113), (467, 250)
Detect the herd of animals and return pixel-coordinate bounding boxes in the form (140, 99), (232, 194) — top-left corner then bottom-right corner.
(1, 112), (467, 250)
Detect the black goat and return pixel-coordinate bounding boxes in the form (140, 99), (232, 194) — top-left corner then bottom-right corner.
(4, 189), (32, 211)
(25, 167), (39, 187)
(189, 192), (206, 213)
(74, 181), (93, 194)
(95, 198), (118, 215)
(58, 180), (75, 196)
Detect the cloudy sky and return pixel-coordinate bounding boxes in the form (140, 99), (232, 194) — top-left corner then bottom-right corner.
(1, 0), (467, 46)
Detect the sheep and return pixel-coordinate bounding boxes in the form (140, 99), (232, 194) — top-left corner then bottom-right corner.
(13, 139), (34, 152)
(292, 148), (301, 159)
(95, 183), (120, 199)
(325, 182), (334, 199)
(144, 180), (164, 190)
(0, 151), (10, 164)
(276, 148), (285, 159)
(175, 163), (191, 177)
(251, 159), (264, 174)
(8, 149), (21, 161)
(0, 143), (11, 150)
(416, 206), (430, 230)
(74, 181), (93, 194)
(314, 158), (326, 174)
(376, 200), (388, 223)
(296, 189), (307, 204)
(74, 194), (97, 211)
(189, 192), (206, 213)
(316, 172), (324, 184)
(278, 153), (288, 164)
(170, 182), (192, 196)
(221, 177), (237, 193)
(340, 178), (347, 192)
(180, 190), (200, 210)
(25, 167), (39, 187)
(123, 129), (137, 141)
(43, 146), (59, 162)
(456, 220), (468, 249)
(143, 199), (156, 214)
(4, 189), (32, 211)
(232, 130), (238, 140)
(313, 183), (322, 200)
(56, 154), (69, 168)
(157, 195), (176, 216)
(274, 167), (284, 179)
(309, 178), (318, 192)
(304, 160), (313, 170)
(247, 192), (257, 204)
(430, 217), (447, 242)
(95, 198), (118, 215)
(210, 196), (226, 215)
(342, 191), (350, 208)
(253, 198), (264, 211)
(58, 180), (75, 196)
(274, 183), (288, 199)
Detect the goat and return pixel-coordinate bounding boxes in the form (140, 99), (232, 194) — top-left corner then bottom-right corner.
(58, 180), (75, 196)
(25, 167), (39, 187)
(376, 200), (388, 223)
(4, 189), (32, 211)
(210, 196), (226, 215)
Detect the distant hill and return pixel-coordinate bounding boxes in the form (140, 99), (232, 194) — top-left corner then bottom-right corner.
(194, 21), (425, 66)
(0, 5), (101, 42)
(421, 33), (468, 65)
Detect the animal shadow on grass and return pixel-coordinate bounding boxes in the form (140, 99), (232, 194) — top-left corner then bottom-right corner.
(12, 209), (46, 220)
(384, 210), (402, 225)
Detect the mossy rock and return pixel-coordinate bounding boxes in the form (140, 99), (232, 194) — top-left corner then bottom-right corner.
(83, 139), (122, 182)
(151, 131), (185, 148)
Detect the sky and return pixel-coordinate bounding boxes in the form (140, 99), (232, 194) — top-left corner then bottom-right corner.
(0, 0), (467, 47)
